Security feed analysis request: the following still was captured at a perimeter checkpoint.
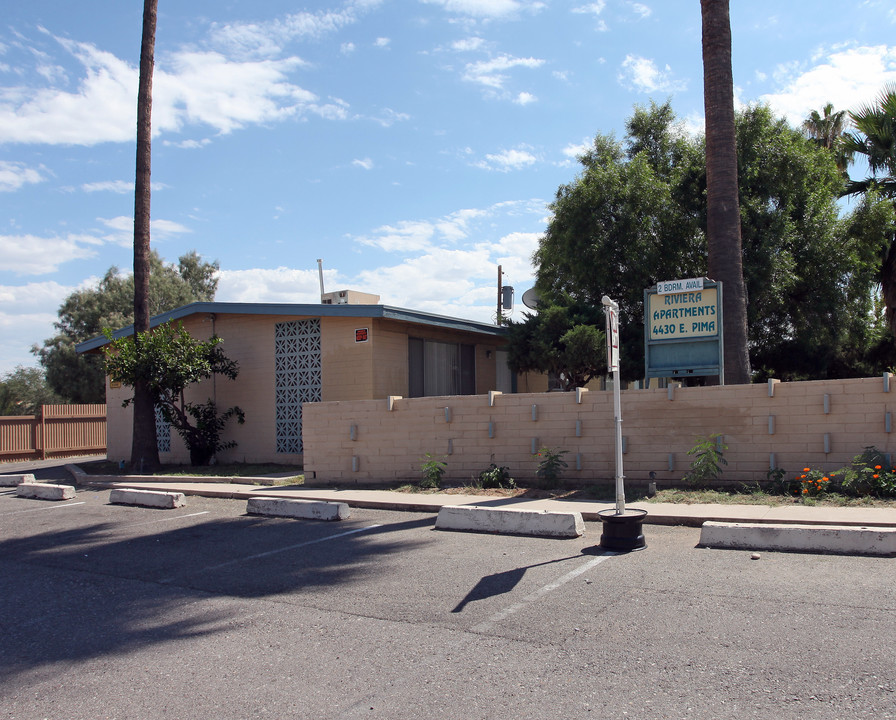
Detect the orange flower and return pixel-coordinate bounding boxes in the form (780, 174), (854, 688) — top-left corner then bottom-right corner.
(802, 488), (808, 494)
(803, 467), (810, 472)
(873, 474), (880, 480)
(875, 465), (882, 470)
(822, 476), (829, 482)
(800, 474), (806, 479)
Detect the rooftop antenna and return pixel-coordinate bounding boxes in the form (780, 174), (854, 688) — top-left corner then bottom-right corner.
(317, 259), (326, 303)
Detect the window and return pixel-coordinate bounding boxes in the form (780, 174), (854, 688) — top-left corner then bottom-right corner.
(408, 338), (475, 397)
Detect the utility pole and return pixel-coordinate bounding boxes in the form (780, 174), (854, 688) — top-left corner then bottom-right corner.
(496, 265), (503, 326)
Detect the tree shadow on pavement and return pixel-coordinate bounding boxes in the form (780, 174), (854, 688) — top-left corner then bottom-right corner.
(0, 512), (433, 681)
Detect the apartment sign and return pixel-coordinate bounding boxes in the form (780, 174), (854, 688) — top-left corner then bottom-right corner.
(643, 278), (724, 381)
(646, 286), (719, 340)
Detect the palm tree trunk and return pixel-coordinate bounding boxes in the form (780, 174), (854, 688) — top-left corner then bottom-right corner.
(130, 0), (161, 471)
(701, 0), (751, 384)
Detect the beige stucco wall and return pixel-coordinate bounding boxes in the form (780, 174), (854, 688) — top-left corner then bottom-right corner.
(302, 376), (896, 485)
(102, 311), (507, 464)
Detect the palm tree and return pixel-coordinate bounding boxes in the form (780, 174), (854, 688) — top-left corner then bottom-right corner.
(130, 0), (161, 471)
(701, 0), (750, 384)
(842, 84), (896, 337)
(842, 85), (896, 199)
(802, 102), (854, 175)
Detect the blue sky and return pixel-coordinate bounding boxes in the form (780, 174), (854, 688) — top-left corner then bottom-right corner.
(2, 0), (895, 376)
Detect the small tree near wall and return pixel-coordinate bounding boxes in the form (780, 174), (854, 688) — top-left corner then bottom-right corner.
(104, 322), (245, 466)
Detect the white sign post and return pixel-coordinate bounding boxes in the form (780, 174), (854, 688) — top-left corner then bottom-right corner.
(602, 295), (625, 515)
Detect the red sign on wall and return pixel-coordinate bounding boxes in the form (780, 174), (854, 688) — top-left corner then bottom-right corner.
(355, 328), (369, 343)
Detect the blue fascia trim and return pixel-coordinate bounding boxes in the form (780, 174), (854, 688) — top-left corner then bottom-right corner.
(76, 301), (507, 354)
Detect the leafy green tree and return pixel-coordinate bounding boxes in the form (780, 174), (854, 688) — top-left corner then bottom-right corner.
(0, 366), (62, 416)
(735, 105), (875, 379)
(534, 101), (704, 381)
(837, 191), (896, 373)
(33, 251), (219, 404)
(506, 303), (607, 390)
(534, 101), (890, 382)
(842, 84), (896, 339)
(104, 322), (244, 466)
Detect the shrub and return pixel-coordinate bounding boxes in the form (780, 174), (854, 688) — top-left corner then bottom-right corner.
(797, 467), (832, 498)
(534, 446), (569, 486)
(164, 399), (245, 467)
(477, 463), (515, 489)
(419, 454), (447, 489)
(835, 447), (896, 498)
(684, 434), (727, 485)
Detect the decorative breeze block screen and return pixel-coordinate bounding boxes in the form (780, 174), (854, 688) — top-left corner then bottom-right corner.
(155, 405), (171, 453)
(275, 319), (322, 453)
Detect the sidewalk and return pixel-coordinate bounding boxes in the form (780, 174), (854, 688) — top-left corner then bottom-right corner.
(66, 468), (896, 529)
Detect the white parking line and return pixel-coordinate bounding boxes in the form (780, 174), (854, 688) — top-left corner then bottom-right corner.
(126, 511), (210, 528)
(471, 552), (616, 633)
(159, 523), (383, 584)
(0, 501), (86, 516)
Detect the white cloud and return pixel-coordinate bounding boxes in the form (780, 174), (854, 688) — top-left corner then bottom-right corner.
(760, 45), (896, 124)
(374, 37), (391, 48)
(452, 37), (486, 52)
(341, 42), (356, 54)
(572, 2), (606, 16)
(354, 229), (538, 321)
(216, 267), (326, 303)
(0, 279), (93, 374)
(210, 200), (545, 327)
(0, 36), (350, 146)
(355, 220), (437, 252)
(208, 5), (373, 60)
(630, 2), (652, 19)
(475, 146), (538, 171)
(514, 91), (537, 105)
(81, 180), (132, 194)
(163, 138), (213, 150)
(372, 108), (411, 127)
(0, 161), (44, 192)
(349, 200), (537, 254)
(0, 233), (100, 275)
(92, 216), (191, 247)
(421, 0), (542, 19)
(571, 2), (607, 30)
(352, 157), (374, 170)
(560, 140), (591, 165)
(463, 53), (545, 90)
(618, 54), (686, 93)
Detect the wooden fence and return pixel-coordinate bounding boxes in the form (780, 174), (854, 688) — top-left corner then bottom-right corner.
(0, 404), (106, 462)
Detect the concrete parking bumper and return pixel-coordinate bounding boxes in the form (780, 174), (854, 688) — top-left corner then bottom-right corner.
(246, 497), (351, 521)
(0, 473), (35, 487)
(16, 482), (76, 500)
(109, 488), (186, 509)
(435, 504), (585, 538)
(700, 521), (896, 556)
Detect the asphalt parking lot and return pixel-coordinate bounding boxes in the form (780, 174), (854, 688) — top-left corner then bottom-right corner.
(1, 486), (894, 720)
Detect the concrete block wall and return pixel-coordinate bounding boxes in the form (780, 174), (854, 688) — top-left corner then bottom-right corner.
(302, 375), (896, 485)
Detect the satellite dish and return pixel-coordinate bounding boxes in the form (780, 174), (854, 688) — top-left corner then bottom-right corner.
(521, 287), (541, 310)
